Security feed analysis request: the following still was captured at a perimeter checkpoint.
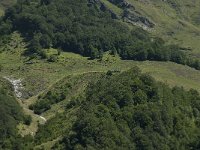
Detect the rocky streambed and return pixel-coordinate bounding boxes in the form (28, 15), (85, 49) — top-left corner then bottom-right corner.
(4, 77), (23, 98)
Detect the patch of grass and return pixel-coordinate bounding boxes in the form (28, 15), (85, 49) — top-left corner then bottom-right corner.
(135, 61), (200, 92)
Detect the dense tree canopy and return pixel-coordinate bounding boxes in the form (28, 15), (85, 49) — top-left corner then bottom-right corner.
(0, 0), (199, 69)
(53, 68), (200, 150)
(1, 68), (200, 149)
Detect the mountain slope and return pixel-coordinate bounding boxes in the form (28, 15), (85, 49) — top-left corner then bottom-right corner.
(130, 0), (200, 56)
(53, 68), (200, 149)
(0, 1), (200, 149)
(101, 0), (200, 57)
(1, 0), (200, 70)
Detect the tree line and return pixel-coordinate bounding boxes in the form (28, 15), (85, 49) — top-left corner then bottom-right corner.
(0, 0), (199, 69)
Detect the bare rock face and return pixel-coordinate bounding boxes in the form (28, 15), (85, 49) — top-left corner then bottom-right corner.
(108, 0), (155, 29)
(123, 9), (155, 29)
(88, 0), (155, 29)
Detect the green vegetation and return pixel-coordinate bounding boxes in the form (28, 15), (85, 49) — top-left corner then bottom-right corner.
(53, 68), (200, 150)
(1, 35), (200, 95)
(0, 78), (32, 149)
(102, 0), (200, 57)
(30, 72), (103, 115)
(3, 67), (198, 150)
(0, 0), (200, 149)
(1, 46), (200, 148)
(25, 68), (197, 150)
(0, 0), (200, 70)
(1, 38), (200, 149)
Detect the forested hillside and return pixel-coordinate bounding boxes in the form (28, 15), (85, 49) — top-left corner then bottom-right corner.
(0, 0), (200, 70)
(0, 0), (200, 149)
(45, 68), (200, 149)
(1, 68), (198, 149)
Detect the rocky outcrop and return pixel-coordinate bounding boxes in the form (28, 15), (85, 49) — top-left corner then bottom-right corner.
(123, 9), (155, 29)
(108, 0), (155, 29)
(88, 0), (155, 29)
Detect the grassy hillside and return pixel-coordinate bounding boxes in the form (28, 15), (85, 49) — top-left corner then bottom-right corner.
(1, 32), (200, 148)
(0, 33), (200, 97)
(101, 0), (200, 58)
(0, 2), (199, 94)
(1, 0), (200, 70)
(132, 0), (200, 55)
